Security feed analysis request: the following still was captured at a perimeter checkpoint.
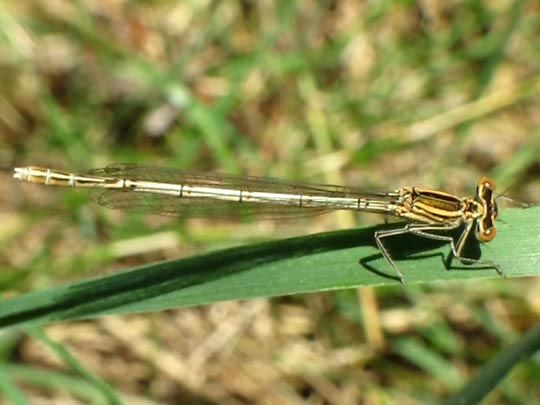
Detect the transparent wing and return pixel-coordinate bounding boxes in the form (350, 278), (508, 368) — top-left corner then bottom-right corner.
(89, 164), (392, 199)
(93, 189), (332, 219)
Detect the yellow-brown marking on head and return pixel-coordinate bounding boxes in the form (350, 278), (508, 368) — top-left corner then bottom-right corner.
(475, 177), (498, 243)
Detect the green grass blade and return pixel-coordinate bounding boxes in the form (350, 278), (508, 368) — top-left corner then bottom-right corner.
(394, 338), (464, 391)
(0, 207), (539, 328)
(0, 365), (30, 405)
(4, 364), (119, 404)
(25, 327), (121, 405)
(444, 323), (540, 405)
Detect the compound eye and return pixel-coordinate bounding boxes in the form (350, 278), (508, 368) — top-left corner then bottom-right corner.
(479, 177), (496, 191)
(476, 223), (497, 242)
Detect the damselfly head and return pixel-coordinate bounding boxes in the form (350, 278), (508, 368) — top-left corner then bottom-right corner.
(475, 177), (498, 242)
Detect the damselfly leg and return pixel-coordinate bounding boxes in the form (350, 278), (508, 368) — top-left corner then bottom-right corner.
(374, 221), (503, 283)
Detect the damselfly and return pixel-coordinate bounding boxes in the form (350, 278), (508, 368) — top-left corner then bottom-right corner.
(13, 164), (501, 282)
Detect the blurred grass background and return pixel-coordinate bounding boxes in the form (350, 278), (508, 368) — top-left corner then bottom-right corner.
(1, 1), (540, 403)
